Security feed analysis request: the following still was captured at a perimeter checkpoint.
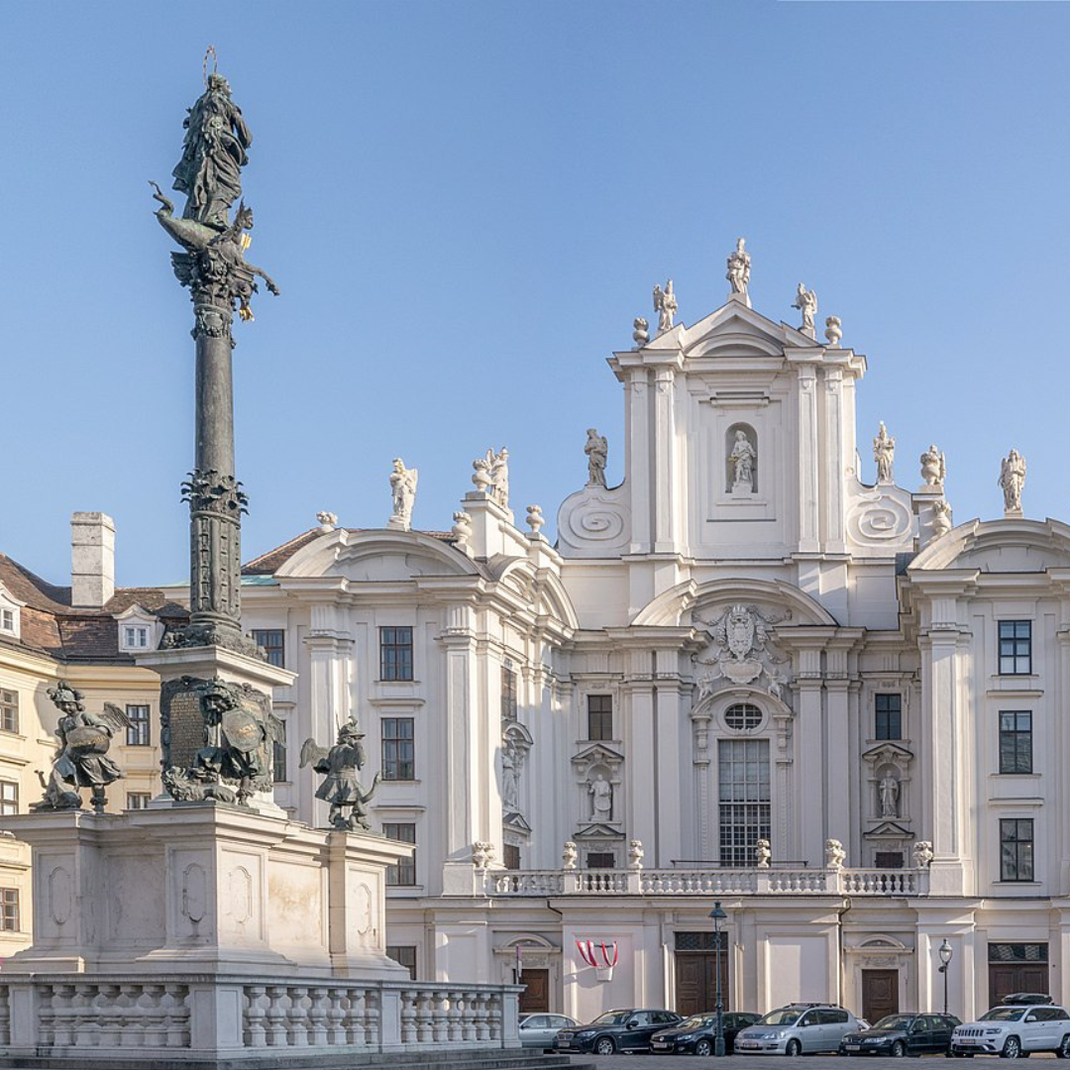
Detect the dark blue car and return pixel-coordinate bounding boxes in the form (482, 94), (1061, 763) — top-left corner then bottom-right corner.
(651, 1012), (763, 1056)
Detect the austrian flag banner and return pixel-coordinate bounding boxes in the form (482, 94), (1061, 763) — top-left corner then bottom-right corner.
(576, 939), (618, 969)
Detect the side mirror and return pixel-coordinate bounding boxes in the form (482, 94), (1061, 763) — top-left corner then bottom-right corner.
(626, 1020), (638, 1029)
(1025, 1015), (1037, 1023)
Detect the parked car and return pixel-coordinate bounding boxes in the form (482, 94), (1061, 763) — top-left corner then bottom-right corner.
(650, 1011), (762, 1056)
(518, 1013), (579, 1050)
(735, 1003), (860, 1055)
(839, 1013), (961, 1056)
(553, 1008), (683, 1055)
(951, 1002), (1070, 1058)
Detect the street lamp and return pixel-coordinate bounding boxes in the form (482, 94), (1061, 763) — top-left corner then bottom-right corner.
(710, 902), (728, 1057)
(938, 939), (954, 1015)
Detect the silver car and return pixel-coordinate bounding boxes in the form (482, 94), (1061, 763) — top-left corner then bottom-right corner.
(735, 1004), (860, 1055)
(518, 1013), (579, 1050)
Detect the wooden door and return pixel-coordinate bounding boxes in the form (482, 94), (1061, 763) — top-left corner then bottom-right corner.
(519, 968), (549, 1013)
(989, 963), (1048, 1005)
(862, 969), (899, 1024)
(675, 952), (729, 1016)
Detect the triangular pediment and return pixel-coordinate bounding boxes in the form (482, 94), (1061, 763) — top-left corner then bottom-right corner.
(681, 299), (816, 359)
(863, 821), (914, 839)
(574, 823), (624, 840)
(570, 742), (624, 767)
(861, 741), (915, 766)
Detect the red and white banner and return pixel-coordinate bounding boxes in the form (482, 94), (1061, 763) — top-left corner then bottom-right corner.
(576, 939), (619, 969)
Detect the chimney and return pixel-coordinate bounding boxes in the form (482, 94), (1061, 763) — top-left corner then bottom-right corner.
(71, 512), (115, 608)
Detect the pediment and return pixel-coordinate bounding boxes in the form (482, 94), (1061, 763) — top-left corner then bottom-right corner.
(573, 823), (624, 840)
(682, 301), (812, 360)
(910, 518), (1070, 574)
(862, 741), (915, 766)
(570, 742), (624, 767)
(863, 821), (914, 839)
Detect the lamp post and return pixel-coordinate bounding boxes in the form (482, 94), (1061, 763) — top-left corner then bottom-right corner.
(938, 939), (953, 1015)
(710, 902), (727, 1057)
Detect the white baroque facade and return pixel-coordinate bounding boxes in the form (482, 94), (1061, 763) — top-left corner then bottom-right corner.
(229, 281), (1070, 1025)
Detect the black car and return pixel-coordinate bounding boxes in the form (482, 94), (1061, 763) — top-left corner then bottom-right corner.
(651, 1011), (762, 1056)
(554, 1008), (683, 1055)
(840, 1013), (962, 1057)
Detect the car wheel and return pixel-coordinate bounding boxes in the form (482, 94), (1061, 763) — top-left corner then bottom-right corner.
(595, 1037), (616, 1056)
(891, 1041), (906, 1058)
(1001, 1036), (1022, 1059)
(786, 1039), (802, 1056)
(695, 1039), (713, 1057)
(1057, 1036), (1070, 1059)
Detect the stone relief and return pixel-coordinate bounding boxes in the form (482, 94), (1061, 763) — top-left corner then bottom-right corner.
(556, 482), (631, 559)
(653, 279), (677, 333)
(846, 491), (914, 549)
(585, 428), (608, 487)
(920, 444), (946, 487)
(388, 458), (418, 531)
(999, 448), (1026, 514)
(299, 713), (380, 831)
(873, 422), (895, 484)
(694, 604), (790, 699)
(792, 283), (818, 334)
(726, 237), (751, 297)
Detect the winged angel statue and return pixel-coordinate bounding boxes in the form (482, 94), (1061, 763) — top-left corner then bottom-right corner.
(300, 715), (381, 831)
(694, 604), (790, 700)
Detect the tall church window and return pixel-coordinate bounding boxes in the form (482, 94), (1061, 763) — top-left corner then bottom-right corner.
(501, 666), (518, 720)
(587, 695), (613, 740)
(380, 627), (414, 681)
(1000, 818), (1034, 882)
(874, 694), (902, 740)
(998, 621), (1032, 675)
(718, 739), (770, 866)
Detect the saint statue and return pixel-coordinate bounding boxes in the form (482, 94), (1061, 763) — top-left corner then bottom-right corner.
(879, 774), (900, 818)
(490, 447), (510, 508)
(588, 772), (613, 821)
(726, 237), (751, 296)
(389, 458), (418, 530)
(585, 428), (608, 487)
(793, 283), (818, 333)
(730, 430), (757, 492)
(873, 422), (895, 484)
(920, 444), (946, 486)
(999, 449), (1026, 513)
(501, 741), (520, 811)
(653, 279), (677, 333)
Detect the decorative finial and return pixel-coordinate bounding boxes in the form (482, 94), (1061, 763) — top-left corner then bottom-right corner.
(526, 505), (544, 536)
(999, 448), (1026, 516)
(824, 315), (842, 346)
(931, 499), (953, 538)
(316, 511), (338, 532)
(451, 510), (473, 555)
(726, 237), (751, 304)
(632, 317), (649, 346)
(652, 279), (677, 334)
(793, 283), (818, 336)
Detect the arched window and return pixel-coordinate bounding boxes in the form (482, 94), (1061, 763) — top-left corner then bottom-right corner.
(725, 423), (758, 494)
(724, 703), (763, 731)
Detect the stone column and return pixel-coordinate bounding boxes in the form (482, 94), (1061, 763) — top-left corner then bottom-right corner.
(796, 363), (820, 553)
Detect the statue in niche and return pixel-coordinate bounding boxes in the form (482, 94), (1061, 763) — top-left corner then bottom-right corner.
(729, 430), (757, 492)
(873, 422), (895, 484)
(879, 773), (900, 818)
(920, 444), (946, 486)
(32, 681), (126, 813)
(726, 237), (751, 296)
(793, 283), (818, 333)
(585, 428), (608, 487)
(501, 740), (521, 811)
(588, 771), (613, 821)
(653, 279), (677, 333)
(300, 714), (380, 831)
(999, 449), (1026, 513)
(388, 457), (418, 530)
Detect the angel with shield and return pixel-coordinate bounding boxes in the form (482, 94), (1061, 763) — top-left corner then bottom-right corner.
(300, 714), (381, 831)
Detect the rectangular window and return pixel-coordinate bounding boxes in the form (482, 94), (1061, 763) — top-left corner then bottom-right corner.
(381, 718), (415, 780)
(501, 666), (518, 721)
(0, 888), (18, 932)
(586, 852), (616, 869)
(1000, 818), (1035, 881)
(999, 711), (1033, 774)
(0, 689), (18, 734)
(126, 792), (151, 809)
(384, 822), (417, 886)
(587, 694), (613, 741)
(273, 720), (288, 783)
(386, 945), (417, 980)
(1, 609), (14, 632)
(125, 704), (151, 747)
(123, 625), (149, 649)
(380, 627), (414, 681)
(503, 843), (520, 870)
(718, 739), (771, 866)
(999, 621), (1032, 675)
(874, 694), (902, 740)
(252, 629), (285, 668)
(874, 851), (904, 869)
(0, 781), (17, 816)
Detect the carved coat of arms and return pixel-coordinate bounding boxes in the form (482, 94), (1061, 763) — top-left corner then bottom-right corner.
(694, 604), (791, 700)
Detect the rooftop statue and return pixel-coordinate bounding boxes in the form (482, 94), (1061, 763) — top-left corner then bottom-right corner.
(300, 715), (381, 832)
(726, 237), (751, 296)
(585, 428), (608, 487)
(873, 422), (895, 484)
(388, 458), (418, 531)
(920, 444), (946, 487)
(653, 279), (677, 333)
(32, 682), (127, 813)
(792, 283), (818, 334)
(999, 448), (1026, 514)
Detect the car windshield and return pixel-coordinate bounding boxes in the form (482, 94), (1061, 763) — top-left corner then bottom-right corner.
(873, 1016), (916, 1031)
(979, 1008), (1025, 1022)
(761, 1009), (802, 1027)
(591, 1012), (633, 1025)
(679, 1016), (715, 1029)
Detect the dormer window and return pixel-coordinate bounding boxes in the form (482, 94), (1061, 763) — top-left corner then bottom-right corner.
(123, 625), (150, 650)
(0, 584), (24, 641)
(115, 605), (163, 654)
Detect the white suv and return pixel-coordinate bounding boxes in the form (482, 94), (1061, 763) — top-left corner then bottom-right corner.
(951, 1003), (1070, 1058)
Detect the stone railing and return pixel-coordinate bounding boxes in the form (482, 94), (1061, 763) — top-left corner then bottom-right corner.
(487, 867), (928, 897)
(0, 975), (521, 1061)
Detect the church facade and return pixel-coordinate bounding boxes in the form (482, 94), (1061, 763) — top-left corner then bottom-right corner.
(234, 267), (1070, 1025)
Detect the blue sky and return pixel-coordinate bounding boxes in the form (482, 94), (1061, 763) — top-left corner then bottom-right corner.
(2, 1), (1068, 586)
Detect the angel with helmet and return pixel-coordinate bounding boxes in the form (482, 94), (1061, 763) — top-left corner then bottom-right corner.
(300, 714), (381, 831)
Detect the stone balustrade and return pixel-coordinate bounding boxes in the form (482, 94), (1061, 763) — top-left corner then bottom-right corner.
(487, 866), (928, 897)
(0, 975), (521, 1061)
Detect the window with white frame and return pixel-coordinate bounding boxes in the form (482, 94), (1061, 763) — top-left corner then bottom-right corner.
(718, 739), (770, 866)
(0, 888), (18, 931)
(0, 780), (18, 816)
(125, 705), (151, 747)
(122, 625), (150, 651)
(0, 609), (15, 635)
(0, 690), (17, 734)
(126, 792), (151, 809)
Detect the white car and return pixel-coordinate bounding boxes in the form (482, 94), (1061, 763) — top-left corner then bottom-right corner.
(951, 1003), (1070, 1058)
